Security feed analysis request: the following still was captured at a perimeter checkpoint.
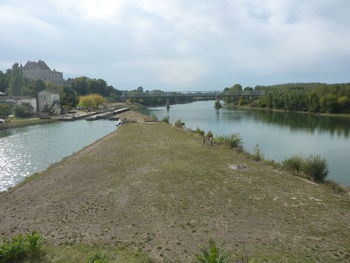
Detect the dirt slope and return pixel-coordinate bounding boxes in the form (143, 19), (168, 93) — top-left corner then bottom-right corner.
(1, 122), (350, 262)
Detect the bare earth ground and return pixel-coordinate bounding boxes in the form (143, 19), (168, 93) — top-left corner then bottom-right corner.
(0, 122), (350, 262)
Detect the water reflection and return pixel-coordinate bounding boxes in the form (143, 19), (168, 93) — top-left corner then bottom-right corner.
(238, 109), (350, 138)
(0, 120), (116, 191)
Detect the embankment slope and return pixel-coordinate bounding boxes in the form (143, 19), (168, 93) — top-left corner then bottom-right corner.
(1, 123), (349, 262)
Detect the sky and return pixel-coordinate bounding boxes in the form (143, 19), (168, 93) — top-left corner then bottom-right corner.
(0, 0), (350, 91)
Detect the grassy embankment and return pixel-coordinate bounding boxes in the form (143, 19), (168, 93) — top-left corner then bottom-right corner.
(0, 120), (350, 262)
(0, 117), (57, 129)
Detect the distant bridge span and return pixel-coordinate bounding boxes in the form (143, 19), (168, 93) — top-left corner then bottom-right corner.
(121, 90), (265, 99)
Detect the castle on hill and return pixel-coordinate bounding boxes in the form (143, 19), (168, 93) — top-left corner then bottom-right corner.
(22, 60), (64, 85)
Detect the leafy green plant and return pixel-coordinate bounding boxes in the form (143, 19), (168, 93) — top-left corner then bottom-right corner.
(86, 253), (108, 263)
(252, 144), (264, 161)
(161, 116), (169, 123)
(215, 133), (243, 149)
(194, 127), (205, 136)
(0, 232), (42, 263)
(193, 239), (230, 263)
(175, 119), (184, 128)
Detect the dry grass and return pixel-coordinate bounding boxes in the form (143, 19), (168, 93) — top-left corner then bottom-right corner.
(0, 122), (349, 262)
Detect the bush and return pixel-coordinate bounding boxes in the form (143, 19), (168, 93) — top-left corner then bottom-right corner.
(303, 155), (328, 183)
(174, 119), (184, 128)
(0, 232), (43, 263)
(161, 116), (169, 123)
(282, 155), (304, 173)
(0, 103), (12, 119)
(193, 239), (230, 263)
(14, 103), (33, 118)
(86, 253), (108, 263)
(215, 133), (243, 149)
(283, 154), (329, 183)
(206, 130), (214, 138)
(194, 127), (205, 136)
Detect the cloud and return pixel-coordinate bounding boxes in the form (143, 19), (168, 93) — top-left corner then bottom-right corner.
(0, 0), (350, 89)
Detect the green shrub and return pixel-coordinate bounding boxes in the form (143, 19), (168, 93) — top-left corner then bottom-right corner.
(193, 239), (230, 263)
(282, 155), (304, 173)
(214, 100), (222, 109)
(194, 127), (205, 136)
(252, 144), (264, 161)
(161, 116), (169, 123)
(215, 133), (243, 149)
(175, 119), (184, 128)
(283, 154), (329, 183)
(303, 155), (328, 183)
(14, 103), (34, 118)
(0, 232), (42, 263)
(206, 130), (214, 138)
(86, 253), (108, 263)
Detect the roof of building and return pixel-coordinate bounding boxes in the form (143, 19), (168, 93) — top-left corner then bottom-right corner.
(23, 60), (51, 70)
(39, 89), (60, 95)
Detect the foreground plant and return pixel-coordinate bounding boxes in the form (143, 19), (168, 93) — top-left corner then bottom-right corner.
(215, 133), (243, 149)
(193, 239), (230, 263)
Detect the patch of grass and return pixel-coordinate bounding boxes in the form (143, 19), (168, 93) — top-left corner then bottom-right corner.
(194, 127), (205, 136)
(282, 154), (303, 173)
(252, 144), (264, 161)
(86, 253), (108, 263)
(214, 133), (243, 149)
(193, 239), (230, 263)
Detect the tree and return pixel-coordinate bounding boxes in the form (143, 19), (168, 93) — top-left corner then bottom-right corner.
(14, 103), (34, 118)
(0, 103), (12, 119)
(61, 87), (78, 107)
(79, 94), (105, 109)
(9, 63), (24, 96)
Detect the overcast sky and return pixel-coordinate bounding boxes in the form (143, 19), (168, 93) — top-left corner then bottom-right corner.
(1, 0), (349, 91)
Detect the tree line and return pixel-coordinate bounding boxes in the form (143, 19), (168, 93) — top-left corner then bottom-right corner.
(223, 83), (350, 114)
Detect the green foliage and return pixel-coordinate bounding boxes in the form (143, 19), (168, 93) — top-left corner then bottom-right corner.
(14, 103), (34, 118)
(206, 130), (214, 138)
(175, 119), (184, 128)
(252, 144), (264, 161)
(161, 116), (169, 123)
(282, 155), (304, 173)
(86, 253), (108, 263)
(194, 127), (205, 136)
(0, 103), (12, 119)
(283, 154), (328, 183)
(79, 94), (105, 109)
(9, 63), (24, 96)
(250, 83), (350, 113)
(215, 133), (243, 149)
(61, 87), (79, 107)
(302, 155), (329, 183)
(0, 232), (42, 263)
(193, 239), (230, 263)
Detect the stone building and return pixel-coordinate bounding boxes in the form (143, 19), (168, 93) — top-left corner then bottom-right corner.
(22, 60), (64, 85)
(0, 96), (37, 112)
(38, 90), (61, 115)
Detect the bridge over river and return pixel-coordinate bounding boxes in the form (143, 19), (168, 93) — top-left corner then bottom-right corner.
(121, 90), (265, 100)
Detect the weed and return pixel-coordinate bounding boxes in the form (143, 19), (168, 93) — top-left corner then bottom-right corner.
(86, 253), (108, 263)
(193, 239), (230, 263)
(252, 144), (264, 161)
(282, 155), (304, 173)
(194, 127), (205, 136)
(161, 116), (169, 123)
(175, 119), (185, 128)
(214, 133), (243, 149)
(206, 130), (214, 139)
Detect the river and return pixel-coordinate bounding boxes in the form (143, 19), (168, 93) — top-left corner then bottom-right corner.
(141, 100), (350, 186)
(0, 120), (116, 191)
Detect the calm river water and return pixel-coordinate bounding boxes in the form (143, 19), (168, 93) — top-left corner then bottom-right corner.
(0, 120), (116, 191)
(141, 100), (350, 186)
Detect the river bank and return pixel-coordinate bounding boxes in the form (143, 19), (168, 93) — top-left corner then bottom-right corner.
(1, 120), (349, 262)
(0, 117), (57, 130)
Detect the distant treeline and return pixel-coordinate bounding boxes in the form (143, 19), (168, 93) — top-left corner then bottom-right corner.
(223, 83), (350, 114)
